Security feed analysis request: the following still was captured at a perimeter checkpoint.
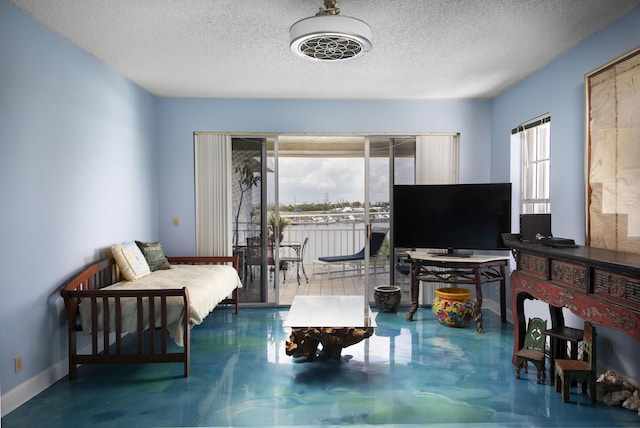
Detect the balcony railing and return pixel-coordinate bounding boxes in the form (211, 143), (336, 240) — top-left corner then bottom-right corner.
(235, 221), (389, 270)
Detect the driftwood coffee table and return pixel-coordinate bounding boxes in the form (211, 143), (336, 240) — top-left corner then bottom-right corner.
(284, 296), (376, 361)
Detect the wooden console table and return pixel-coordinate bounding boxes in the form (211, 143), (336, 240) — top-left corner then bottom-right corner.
(405, 252), (509, 333)
(503, 234), (640, 369)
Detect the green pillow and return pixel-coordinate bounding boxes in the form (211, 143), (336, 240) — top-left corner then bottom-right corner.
(135, 241), (171, 271)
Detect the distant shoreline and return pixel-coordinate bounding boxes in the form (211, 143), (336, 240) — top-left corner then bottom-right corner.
(281, 211), (389, 225)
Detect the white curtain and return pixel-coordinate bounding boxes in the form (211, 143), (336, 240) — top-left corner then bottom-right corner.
(415, 134), (458, 184)
(194, 133), (232, 256)
(510, 131), (522, 232)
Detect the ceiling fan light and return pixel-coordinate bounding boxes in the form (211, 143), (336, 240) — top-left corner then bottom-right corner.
(289, 15), (372, 62)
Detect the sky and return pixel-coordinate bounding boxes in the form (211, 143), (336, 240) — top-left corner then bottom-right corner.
(268, 157), (414, 206)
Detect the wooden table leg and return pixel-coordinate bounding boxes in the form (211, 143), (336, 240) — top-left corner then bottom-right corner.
(406, 262), (420, 321)
(474, 267), (484, 333)
(500, 264), (507, 324)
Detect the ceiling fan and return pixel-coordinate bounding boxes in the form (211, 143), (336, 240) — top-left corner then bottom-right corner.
(289, 0), (373, 62)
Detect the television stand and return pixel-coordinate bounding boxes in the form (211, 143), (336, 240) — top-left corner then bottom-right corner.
(405, 252), (509, 333)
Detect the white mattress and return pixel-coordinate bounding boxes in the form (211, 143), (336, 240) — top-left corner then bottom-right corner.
(79, 264), (242, 346)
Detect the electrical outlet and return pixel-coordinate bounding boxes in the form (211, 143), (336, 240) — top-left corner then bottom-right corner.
(173, 217), (180, 227)
(14, 355), (23, 373)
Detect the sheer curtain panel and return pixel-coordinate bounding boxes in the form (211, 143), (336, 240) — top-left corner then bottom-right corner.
(415, 134), (459, 185)
(194, 133), (232, 256)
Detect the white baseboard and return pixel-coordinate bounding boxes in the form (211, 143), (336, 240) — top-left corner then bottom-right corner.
(1, 358), (67, 417)
(1, 338), (109, 417)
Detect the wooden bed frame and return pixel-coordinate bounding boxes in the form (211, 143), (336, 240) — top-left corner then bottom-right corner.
(60, 255), (239, 380)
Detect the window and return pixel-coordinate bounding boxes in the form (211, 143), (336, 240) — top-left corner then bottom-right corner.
(512, 116), (550, 214)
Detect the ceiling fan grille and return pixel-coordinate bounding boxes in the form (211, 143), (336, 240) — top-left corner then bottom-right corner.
(298, 35), (363, 61)
(289, 3), (372, 63)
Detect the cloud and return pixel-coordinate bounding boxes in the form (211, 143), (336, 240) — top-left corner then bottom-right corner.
(273, 157), (391, 205)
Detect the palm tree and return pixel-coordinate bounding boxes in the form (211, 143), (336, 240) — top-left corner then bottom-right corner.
(268, 213), (289, 244)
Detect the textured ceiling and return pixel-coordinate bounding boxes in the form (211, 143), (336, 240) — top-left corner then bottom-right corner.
(10, 0), (640, 99)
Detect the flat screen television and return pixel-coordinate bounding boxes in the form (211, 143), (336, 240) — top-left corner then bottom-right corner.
(393, 183), (512, 254)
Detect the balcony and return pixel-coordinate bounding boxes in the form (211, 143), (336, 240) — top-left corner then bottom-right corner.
(237, 221), (415, 307)
(273, 262), (412, 306)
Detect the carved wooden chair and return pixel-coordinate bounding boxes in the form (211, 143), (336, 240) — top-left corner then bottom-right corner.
(554, 321), (597, 404)
(515, 317), (547, 384)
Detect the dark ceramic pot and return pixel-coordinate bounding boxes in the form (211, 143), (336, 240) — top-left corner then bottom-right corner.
(374, 285), (401, 313)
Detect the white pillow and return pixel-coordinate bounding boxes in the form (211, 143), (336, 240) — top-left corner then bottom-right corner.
(111, 242), (151, 281)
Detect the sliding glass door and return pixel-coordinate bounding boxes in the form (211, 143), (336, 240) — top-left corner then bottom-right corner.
(273, 136), (371, 304)
(230, 137), (268, 303)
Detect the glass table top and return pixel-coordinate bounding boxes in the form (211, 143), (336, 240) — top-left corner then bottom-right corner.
(284, 295), (376, 328)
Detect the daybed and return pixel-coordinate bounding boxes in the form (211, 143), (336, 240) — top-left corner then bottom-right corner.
(60, 242), (242, 380)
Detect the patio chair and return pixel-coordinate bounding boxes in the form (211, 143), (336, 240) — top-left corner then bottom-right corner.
(281, 237), (309, 285)
(316, 230), (387, 277)
(246, 236), (276, 284)
(395, 254), (411, 290)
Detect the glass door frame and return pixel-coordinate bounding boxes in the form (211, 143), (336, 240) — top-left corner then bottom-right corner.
(271, 135), (377, 306)
(227, 132), (433, 305)
(363, 137), (372, 304)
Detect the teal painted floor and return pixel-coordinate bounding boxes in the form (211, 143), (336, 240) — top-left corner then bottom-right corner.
(3, 306), (638, 427)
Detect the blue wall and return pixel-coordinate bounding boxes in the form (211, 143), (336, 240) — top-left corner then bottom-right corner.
(490, 7), (640, 381)
(155, 98), (492, 255)
(0, 0), (158, 399)
(492, 8), (640, 242)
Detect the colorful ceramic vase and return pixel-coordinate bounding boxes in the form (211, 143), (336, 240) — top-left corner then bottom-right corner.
(432, 287), (475, 328)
